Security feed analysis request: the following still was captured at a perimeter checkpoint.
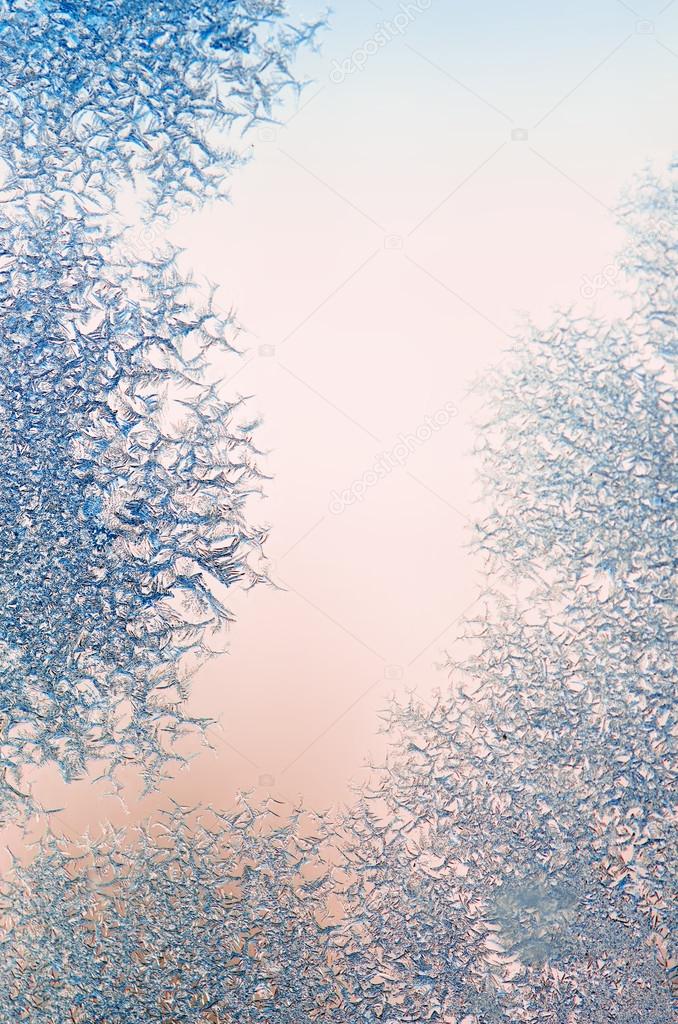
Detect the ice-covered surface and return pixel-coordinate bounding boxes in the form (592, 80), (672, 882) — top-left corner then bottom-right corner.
(0, 165), (675, 1021)
(0, 209), (271, 807)
(0, 0), (323, 218)
(0, 0), (322, 815)
(0, 1), (674, 1018)
(329, 164), (677, 1021)
(0, 800), (341, 1022)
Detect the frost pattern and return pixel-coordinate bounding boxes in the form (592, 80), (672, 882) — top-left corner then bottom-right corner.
(0, 1), (675, 1017)
(0, 209), (270, 799)
(0, 0), (322, 218)
(328, 164), (677, 1021)
(0, 1), (321, 814)
(1, 166), (675, 1022)
(0, 801), (341, 1022)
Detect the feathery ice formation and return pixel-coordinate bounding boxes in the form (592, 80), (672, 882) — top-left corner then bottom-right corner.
(0, 0), (322, 218)
(329, 163), (677, 1022)
(0, 800), (341, 1023)
(0, 165), (675, 1021)
(0, 0), (320, 814)
(0, 208), (269, 803)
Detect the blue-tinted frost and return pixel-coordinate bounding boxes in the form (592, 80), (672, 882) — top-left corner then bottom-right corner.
(0, 801), (342, 1022)
(325, 163), (677, 1022)
(2, 165), (675, 1022)
(0, 2), (675, 1018)
(0, 0), (322, 812)
(0, 0), (323, 218)
(0, 209), (272, 803)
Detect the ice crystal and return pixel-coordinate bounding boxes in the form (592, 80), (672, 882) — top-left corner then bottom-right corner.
(0, 0), (322, 812)
(327, 164), (677, 1021)
(3, 166), (674, 1021)
(0, 1), (675, 1013)
(0, 0), (323, 218)
(0, 207), (274, 809)
(0, 800), (341, 1022)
